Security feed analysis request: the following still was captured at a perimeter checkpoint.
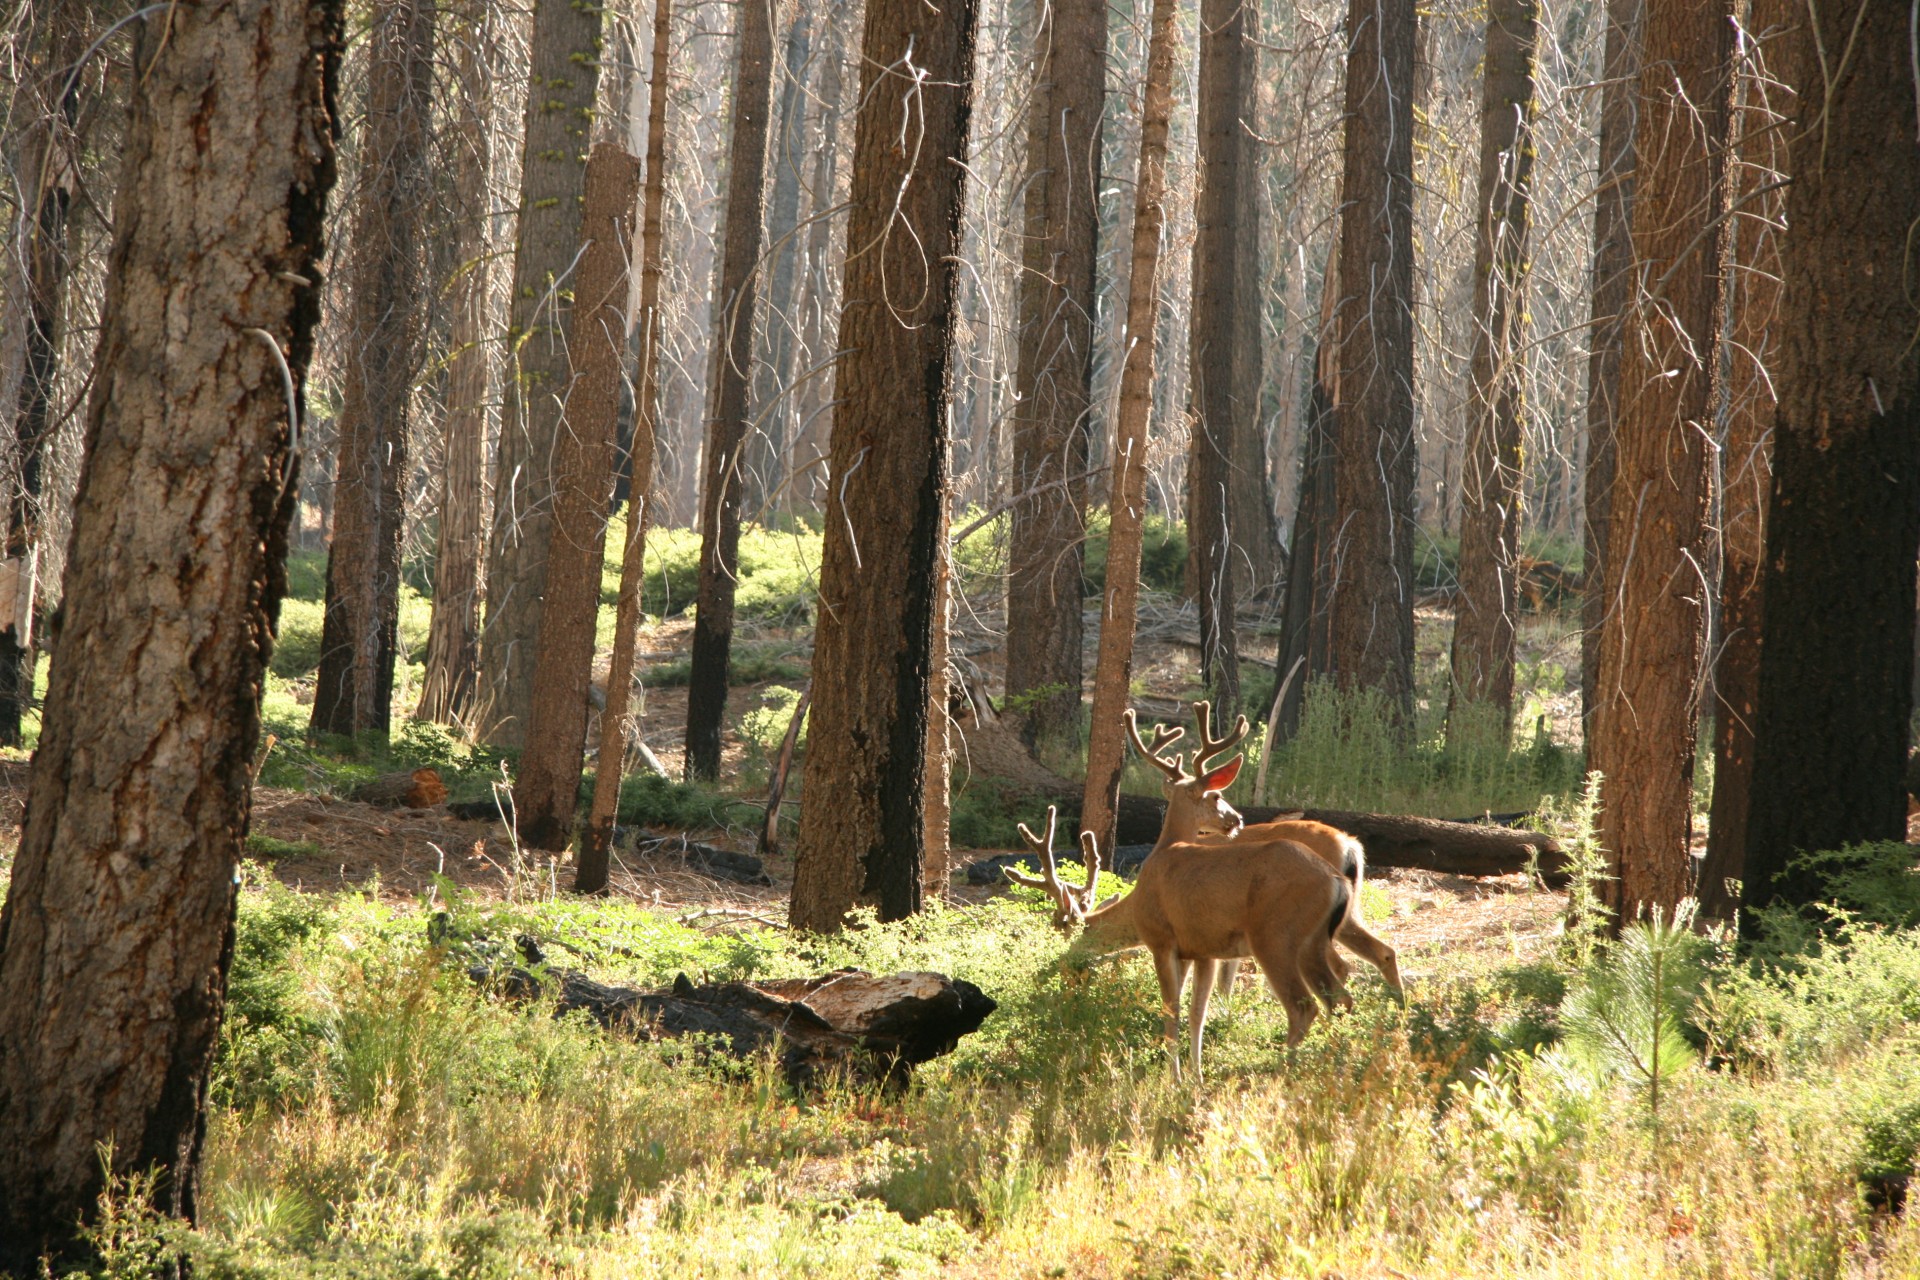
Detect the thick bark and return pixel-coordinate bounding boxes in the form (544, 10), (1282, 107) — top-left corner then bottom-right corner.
(418, 1), (497, 727)
(1699, 5), (1787, 919)
(581, 0), (674, 893)
(1580, 0), (1641, 743)
(0, 14), (86, 748)
(1077, 0), (1179, 855)
(1738, 0), (1920, 932)
(311, 0), (434, 740)
(515, 145), (641, 853)
(1186, 0), (1251, 721)
(481, 0), (605, 747)
(1005, 0), (1105, 745)
(1590, 0), (1734, 921)
(924, 513), (953, 898)
(686, 0), (776, 781)
(0, 0), (339, 1261)
(788, 0), (976, 931)
(1327, 0), (1418, 724)
(1447, 0), (1537, 733)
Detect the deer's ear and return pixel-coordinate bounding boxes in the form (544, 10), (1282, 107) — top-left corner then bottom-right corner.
(1201, 756), (1242, 792)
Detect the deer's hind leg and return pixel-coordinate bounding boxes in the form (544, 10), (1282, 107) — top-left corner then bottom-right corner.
(1187, 958), (1221, 1083)
(1249, 935), (1320, 1047)
(1151, 949), (1192, 1081)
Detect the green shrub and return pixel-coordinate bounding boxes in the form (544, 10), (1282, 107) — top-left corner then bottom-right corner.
(1082, 507), (1187, 596)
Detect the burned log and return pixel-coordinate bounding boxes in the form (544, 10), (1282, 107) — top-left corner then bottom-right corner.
(466, 937), (993, 1089)
(630, 832), (772, 886)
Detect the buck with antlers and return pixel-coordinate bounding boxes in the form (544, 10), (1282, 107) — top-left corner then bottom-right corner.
(1126, 702), (1404, 997)
(1005, 805), (1351, 1081)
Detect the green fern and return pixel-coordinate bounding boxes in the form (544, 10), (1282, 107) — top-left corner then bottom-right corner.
(1560, 902), (1708, 1120)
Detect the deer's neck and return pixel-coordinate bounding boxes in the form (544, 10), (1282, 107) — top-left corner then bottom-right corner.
(1075, 892), (1141, 953)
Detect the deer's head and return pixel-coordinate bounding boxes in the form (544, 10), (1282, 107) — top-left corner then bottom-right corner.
(1002, 805), (1102, 930)
(1126, 701), (1250, 841)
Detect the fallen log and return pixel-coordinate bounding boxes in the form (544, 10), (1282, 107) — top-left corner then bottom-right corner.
(630, 833), (773, 886)
(474, 949), (993, 1089)
(350, 767), (449, 809)
(1109, 793), (1568, 884)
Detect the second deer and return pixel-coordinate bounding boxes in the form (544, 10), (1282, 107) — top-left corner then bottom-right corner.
(1126, 702), (1404, 998)
(1006, 805), (1351, 1082)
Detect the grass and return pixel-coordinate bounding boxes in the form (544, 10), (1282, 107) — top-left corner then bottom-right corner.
(67, 858), (1920, 1278)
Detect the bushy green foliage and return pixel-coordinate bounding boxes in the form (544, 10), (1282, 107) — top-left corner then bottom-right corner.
(1081, 506), (1187, 596)
(606, 768), (750, 831)
(625, 516), (824, 622)
(638, 643), (808, 688)
(1245, 679), (1582, 817)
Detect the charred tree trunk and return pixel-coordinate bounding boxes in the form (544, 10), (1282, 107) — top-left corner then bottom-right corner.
(515, 145), (641, 853)
(418, 0), (497, 728)
(1738, 0), (1920, 932)
(1580, 0), (1642, 744)
(788, 0), (976, 931)
(685, 0), (776, 781)
(0, 13), (86, 748)
(1186, 0), (1251, 721)
(0, 1), (339, 1261)
(311, 0), (434, 740)
(1591, 0), (1734, 921)
(1699, 6), (1787, 919)
(1005, 0), (1105, 747)
(1328, 0), (1418, 725)
(1447, 0), (1537, 735)
(1273, 280), (1343, 746)
(1078, 0), (1179, 854)
(581, 0), (674, 894)
(482, 0), (605, 747)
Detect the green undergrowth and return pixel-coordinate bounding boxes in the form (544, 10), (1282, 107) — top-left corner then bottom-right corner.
(68, 853), (1920, 1277)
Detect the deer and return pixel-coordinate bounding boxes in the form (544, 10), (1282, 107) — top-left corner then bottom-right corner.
(1125, 702), (1404, 999)
(1005, 805), (1351, 1082)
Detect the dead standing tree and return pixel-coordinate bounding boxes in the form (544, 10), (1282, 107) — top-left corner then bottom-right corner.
(515, 144), (642, 854)
(311, 0), (434, 739)
(789, 0), (978, 931)
(1079, 0), (1180, 855)
(482, 0), (605, 747)
(0, 9), (88, 747)
(1446, 0), (1537, 736)
(686, 0), (776, 781)
(1005, 0), (1106, 747)
(0, 0), (340, 1260)
(582, 0), (675, 894)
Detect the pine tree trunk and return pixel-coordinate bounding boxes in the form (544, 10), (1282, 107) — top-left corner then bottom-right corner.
(1447, 0), (1537, 735)
(1591, 0), (1734, 921)
(1738, 0), (1920, 932)
(1580, 0), (1641, 744)
(0, 12), (86, 748)
(0, 1), (339, 1260)
(582, 0), (674, 893)
(745, 9), (811, 516)
(418, 0), (497, 728)
(515, 145), (641, 853)
(1005, 0), (1105, 746)
(1699, 6), (1787, 919)
(482, 0), (605, 747)
(924, 510), (953, 898)
(1227, 0), (1280, 597)
(1274, 309), (1340, 746)
(1078, 0), (1179, 854)
(1186, 0), (1249, 721)
(686, 0), (776, 781)
(789, 0), (977, 931)
(1328, 0), (1418, 724)
(311, 0), (434, 740)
